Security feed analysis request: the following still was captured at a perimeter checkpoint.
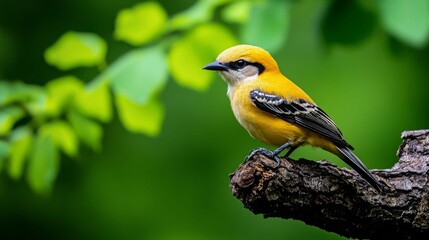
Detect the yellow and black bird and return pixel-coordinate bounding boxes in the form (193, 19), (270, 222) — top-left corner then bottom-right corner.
(203, 44), (382, 191)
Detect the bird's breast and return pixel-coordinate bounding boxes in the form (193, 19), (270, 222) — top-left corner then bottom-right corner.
(229, 84), (307, 147)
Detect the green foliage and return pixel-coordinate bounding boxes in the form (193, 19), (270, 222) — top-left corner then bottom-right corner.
(0, 82), (44, 107)
(1, 0), (241, 194)
(0, 106), (24, 135)
(73, 80), (112, 123)
(115, 95), (164, 136)
(221, 1), (251, 24)
(106, 46), (168, 104)
(169, 23), (238, 91)
(68, 110), (102, 151)
(45, 76), (84, 116)
(170, 0), (219, 30)
(44, 32), (107, 70)
(27, 133), (59, 195)
(39, 121), (78, 157)
(377, 0), (429, 47)
(114, 2), (167, 46)
(241, 0), (290, 52)
(0, 140), (10, 172)
(0, 0), (428, 196)
(8, 127), (33, 180)
(321, 0), (376, 45)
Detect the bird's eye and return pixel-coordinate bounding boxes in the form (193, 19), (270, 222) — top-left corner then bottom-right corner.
(235, 60), (247, 68)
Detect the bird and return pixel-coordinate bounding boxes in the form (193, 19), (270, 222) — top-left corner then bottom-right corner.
(203, 44), (382, 191)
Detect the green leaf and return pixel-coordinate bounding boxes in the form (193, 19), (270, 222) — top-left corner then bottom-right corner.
(26, 91), (47, 117)
(378, 0), (429, 47)
(169, 0), (217, 31)
(44, 31), (107, 70)
(103, 47), (168, 104)
(0, 81), (9, 106)
(114, 2), (168, 46)
(0, 141), (9, 157)
(221, 1), (251, 24)
(321, 0), (376, 46)
(115, 95), (164, 137)
(168, 23), (238, 91)
(0, 81), (44, 107)
(0, 81), (48, 117)
(45, 76), (84, 117)
(0, 106), (25, 136)
(68, 110), (102, 151)
(39, 121), (78, 158)
(27, 133), (59, 195)
(73, 80), (112, 122)
(241, 0), (290, 52)
(8, 127), (33, 180)
(0, 140), (10, 172)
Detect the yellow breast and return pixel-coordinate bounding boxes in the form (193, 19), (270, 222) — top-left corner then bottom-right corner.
(228, 73), (312, 147)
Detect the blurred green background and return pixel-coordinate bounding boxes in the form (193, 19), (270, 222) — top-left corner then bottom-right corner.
(1, 0), (428, 239)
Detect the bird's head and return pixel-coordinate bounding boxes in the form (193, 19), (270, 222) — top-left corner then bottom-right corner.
(203, 44), (279, 87)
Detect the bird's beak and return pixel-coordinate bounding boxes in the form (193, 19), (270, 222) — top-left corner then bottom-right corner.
(203, 61), (229, 71)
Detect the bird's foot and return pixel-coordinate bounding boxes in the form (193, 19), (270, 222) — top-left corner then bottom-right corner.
(245, 147), (281, 167)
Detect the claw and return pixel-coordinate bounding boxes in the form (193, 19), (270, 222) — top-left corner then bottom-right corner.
(245, 147), (281, 167)
(245, 148), (264, 161)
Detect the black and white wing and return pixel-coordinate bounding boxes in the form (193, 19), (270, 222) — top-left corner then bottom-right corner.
(250, 89), (353, 149)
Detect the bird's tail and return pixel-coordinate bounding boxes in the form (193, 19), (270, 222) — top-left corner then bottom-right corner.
(336, 147), (383, 192)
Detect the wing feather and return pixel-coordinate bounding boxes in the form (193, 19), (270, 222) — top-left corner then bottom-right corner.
(250, 90), (353, 149)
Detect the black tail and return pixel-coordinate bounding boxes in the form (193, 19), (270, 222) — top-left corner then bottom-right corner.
(337, 147), (382, 192)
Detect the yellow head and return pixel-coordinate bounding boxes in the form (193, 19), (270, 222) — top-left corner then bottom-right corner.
(203, 44), (279, 87)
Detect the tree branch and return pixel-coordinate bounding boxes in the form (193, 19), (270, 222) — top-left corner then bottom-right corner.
(229, 130), (429, 239)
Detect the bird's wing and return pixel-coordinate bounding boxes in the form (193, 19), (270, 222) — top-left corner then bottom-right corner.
(250, 89), (353, 149)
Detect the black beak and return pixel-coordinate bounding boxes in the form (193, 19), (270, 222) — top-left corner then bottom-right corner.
(203, 61), (229, 71)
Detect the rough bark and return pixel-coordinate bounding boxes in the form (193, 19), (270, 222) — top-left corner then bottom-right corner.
(229, 130), (429, 239)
